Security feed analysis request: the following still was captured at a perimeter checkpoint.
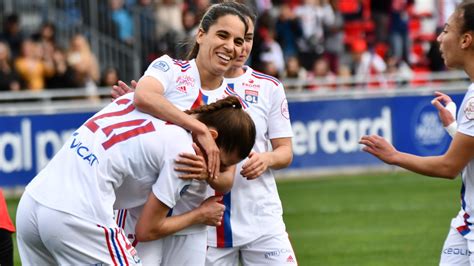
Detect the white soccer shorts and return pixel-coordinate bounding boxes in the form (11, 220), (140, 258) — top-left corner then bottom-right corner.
(206, 230), (297, 265)
(16, 193), (141, 265)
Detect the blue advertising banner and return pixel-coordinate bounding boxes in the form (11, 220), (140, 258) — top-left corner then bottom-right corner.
(0, 92), (467, 187)
(288, 93), (465, 170)
(0, 112), (93, 187)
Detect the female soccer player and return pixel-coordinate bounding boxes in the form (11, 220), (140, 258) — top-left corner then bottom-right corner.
(15, 95), (255, 265)
(113, 3), (297, 264)
(130, 3), (248, 180)
(203, 4), (297, 265)
(360, 2), (474, 264)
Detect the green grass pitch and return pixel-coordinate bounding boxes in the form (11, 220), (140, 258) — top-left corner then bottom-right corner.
(7, 171), (461, 265)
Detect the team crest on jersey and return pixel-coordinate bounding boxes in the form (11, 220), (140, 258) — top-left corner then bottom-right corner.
(152, 60), (170, 72)
(242, 79), (260, 89)
(245, 90), (258, 104)
(281, 99), (289, 120)
(465, 97), (474, 120)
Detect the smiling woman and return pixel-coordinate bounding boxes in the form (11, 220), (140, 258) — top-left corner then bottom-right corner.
(132, 4), (247, 180)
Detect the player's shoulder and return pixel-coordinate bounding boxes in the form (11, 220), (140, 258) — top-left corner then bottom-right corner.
(148, 55), (195, 74)
(248, 68), (282, 88)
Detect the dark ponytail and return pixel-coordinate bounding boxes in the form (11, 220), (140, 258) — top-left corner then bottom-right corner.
(186, 96), (256, 160)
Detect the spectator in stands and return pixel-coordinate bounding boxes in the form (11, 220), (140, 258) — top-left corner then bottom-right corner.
(259, 28), (285, 75)
(135, 0), (158, 70)
(389, 0), (411, 64)
(307, 57), (336, 90)
(370, 0), (391, 44)
(66, 34), (100, 88)
(281, 56), (307, 91)
(109, 0), (134, 45)
(14, 38), (55, 91)
(155, 0), (184, 40)
(295, 0), (335, 69)
(274, 4), (303, 61)
(154, 0), (185, 57)
(349, 39), (387, 88)
(0, 13), (25, 59)
(178, 9), (199, 59)
(324, 0), (345, 73)
(100, 66), (120, 87)
(46, 48), (77, 89)
(36, 22), (57, 49)
(0, 41), (21, 92)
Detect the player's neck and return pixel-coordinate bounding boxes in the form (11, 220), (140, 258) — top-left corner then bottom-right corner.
(225, 66), (245, 78)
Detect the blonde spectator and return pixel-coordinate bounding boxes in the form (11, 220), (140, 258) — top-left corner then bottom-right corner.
(14, 39), (54, 91)
(0, 41), (21, 91)
(66, 34), (100, 87)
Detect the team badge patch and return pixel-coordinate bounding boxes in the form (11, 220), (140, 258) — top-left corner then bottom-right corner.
(281, 99), (289, 119)
(152, 60), (170, 72)
(244, 90), (258, 104)
(465, 97), (474, 120)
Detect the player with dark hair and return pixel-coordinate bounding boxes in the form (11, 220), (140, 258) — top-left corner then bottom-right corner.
(360, 2), (474, 264)
(15, 95), (255, 265)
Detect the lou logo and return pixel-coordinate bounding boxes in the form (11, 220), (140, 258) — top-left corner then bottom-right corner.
(245, 90), (258, 104)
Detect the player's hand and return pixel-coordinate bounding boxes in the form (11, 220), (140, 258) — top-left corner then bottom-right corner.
(195, 131), (220, 180)
(111, 80), (137, 100)
(359, 135), (399, 165)
(240, 152), (268, 180)
(175, 143), (209, 181)
(197, 196), (225, 226)
(432, 91), (456, 127)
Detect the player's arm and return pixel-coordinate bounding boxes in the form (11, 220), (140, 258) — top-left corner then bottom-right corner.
(240, 137), (293, 180)
(359, 132), (474, 179)
(134, 76), (220, 178)
(135, 193), (224, 242)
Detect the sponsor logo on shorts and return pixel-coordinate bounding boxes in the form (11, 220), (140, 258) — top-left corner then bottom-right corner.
(443, 247), (471, 256)
(264, 248), (291, 259)
(153, 60), (170, 72)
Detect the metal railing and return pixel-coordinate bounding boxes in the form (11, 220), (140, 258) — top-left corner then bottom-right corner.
(0, 70), (470, 115)
(0, 0), (153, 83)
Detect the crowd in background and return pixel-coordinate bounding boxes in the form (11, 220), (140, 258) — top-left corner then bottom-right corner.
(0, 0), (464, 92)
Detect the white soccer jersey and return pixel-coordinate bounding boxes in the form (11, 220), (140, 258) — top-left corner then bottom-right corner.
(450, 83), (474, 239)
(169, 86), (228, 235)
(143, 55), (203, 111)
(207, 66), (294, 247)
(26, 93), (194, 228)
(117, 57), (229, 239)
